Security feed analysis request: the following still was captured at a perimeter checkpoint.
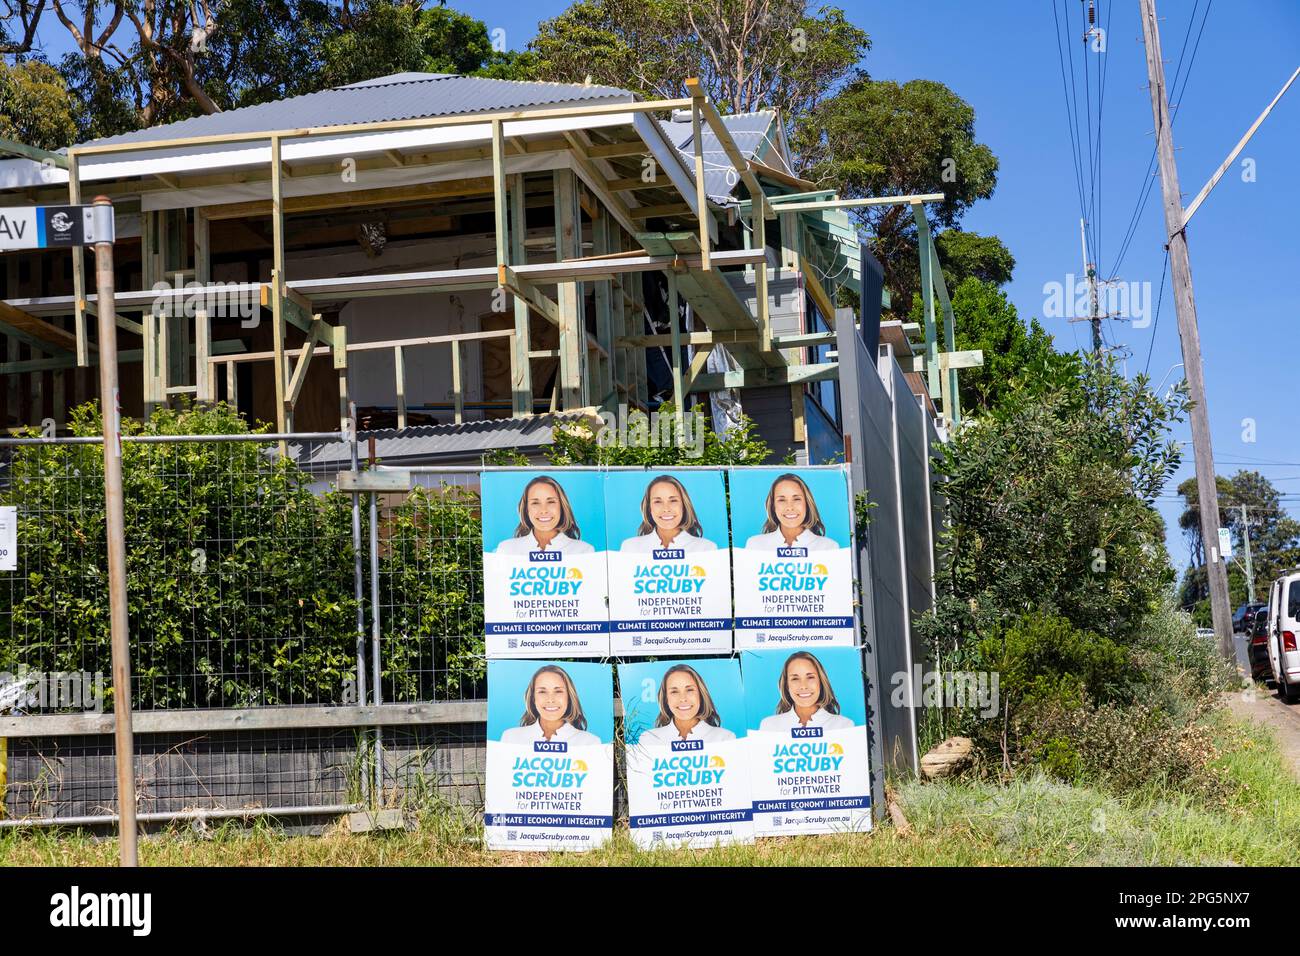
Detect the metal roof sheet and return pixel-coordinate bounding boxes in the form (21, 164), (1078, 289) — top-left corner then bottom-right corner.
(85, 73), (635, 149)
(287, 412), (592, 472)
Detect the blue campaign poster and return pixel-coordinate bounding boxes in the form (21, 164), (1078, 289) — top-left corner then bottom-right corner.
(727, 468), (856, 648)
(604, 470), (733, 656)
(618, 657), (753, 849)
(485, 659), (615, 851)
(740, 646), (871, 836)
(481, 471), (610, 658)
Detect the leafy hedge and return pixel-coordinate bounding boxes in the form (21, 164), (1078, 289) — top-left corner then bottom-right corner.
(0, 403), (487, 710)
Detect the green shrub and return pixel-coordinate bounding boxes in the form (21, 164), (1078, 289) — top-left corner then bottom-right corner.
(0, 402), (360, 709)
(972, 612), (1132, 712)
(1013, 697), (1228, 805)
(380, 485), (485, 701)
(1129, 594), (1237, 720)
(961, 612), (1131, 770)
(0, 402), (492, 710)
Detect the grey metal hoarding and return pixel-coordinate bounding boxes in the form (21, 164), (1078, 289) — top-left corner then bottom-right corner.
(836, 309), (917, 782)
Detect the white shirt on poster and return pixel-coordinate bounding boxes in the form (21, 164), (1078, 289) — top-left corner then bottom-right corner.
(758, 707), (854, 733)
(618, 531), (718, 554)
(636, 721), (736, 746)
(743, 528), (839, 552)
(494, 531), (595, 555)
(500, 720), (600, 748)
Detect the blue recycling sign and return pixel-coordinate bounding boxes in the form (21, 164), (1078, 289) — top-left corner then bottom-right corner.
(0, 204), (114, 250)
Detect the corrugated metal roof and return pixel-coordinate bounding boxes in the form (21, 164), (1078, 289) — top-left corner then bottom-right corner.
(658, 111), (784, 201)
(287, 412), (593, 472)
(86, 73), (635, 148)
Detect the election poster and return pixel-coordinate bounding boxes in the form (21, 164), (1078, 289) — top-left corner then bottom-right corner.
(619, 658), (754, 849)
(485, 660), (615, 851)
(481, 471), (609, 658)
(727, 467), (856, 648)
(605, 470), (733, 656)
(741, 647), (872, 836)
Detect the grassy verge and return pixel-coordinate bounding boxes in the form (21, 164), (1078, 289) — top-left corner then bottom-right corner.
(2, 708), (1295, 867)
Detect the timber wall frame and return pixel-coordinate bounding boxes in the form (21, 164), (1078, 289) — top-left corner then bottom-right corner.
(46, 90), (782, 433)
(1, 81), (975, 433)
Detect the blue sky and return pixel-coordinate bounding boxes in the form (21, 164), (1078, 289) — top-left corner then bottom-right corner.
(24, 0), (1299, 574)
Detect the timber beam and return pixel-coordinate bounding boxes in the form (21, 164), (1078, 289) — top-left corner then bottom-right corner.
(0, 301), (80, 354)
(688, 362), (839, 392)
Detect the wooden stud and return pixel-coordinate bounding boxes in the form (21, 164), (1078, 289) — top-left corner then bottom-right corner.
(142, 310), (158, 413)
(491, 119), (508, 276)
(194, 208), (210, 285)
(286, 317), (321, 407)
(509, 174), (533, 415)
(667, 270), (684, 431)
(754, 203), (770, 352)
(791, 384), (806, 443)
(226, 360), (238, 408)
(593, 215), (615, 409)
(451, 342), (463, 424)
(195, 308), (212, 402)
(271, 135), (288, 436)
(332, 325), (349, 369)
(394, 345), (407, 430)
(691, 101), (711, 272)
(553, 169), (585, 410)
(158, 303), (170, 404)
(610, 230), (629, 407)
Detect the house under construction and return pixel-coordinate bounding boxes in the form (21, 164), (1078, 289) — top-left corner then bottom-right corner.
(0, 71), (974, 464)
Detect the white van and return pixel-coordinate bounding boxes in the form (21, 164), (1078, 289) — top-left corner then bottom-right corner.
(1266, 570), (1300, 703)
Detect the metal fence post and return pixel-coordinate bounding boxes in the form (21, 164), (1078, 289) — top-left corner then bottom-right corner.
(347, 405), (369, 805)
(368, 436), (383, 805)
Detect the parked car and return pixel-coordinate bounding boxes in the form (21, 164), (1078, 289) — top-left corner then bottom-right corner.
(1266, 571), (1300, 703)
(1248, 608), (1272, 681)
(1233, 601), (1267, 634)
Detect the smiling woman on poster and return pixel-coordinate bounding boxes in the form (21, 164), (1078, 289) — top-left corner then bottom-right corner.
(494, 475), (595, 555)
(744, 473), (838, 552)
(758, 651), (854, 731)
(637, 663), (737, 744)
(618, 475), (718, 553)
(500, 665), (601, 746)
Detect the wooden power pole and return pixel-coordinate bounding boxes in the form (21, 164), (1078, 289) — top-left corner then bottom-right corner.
(1139, 0), (1234, 662)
